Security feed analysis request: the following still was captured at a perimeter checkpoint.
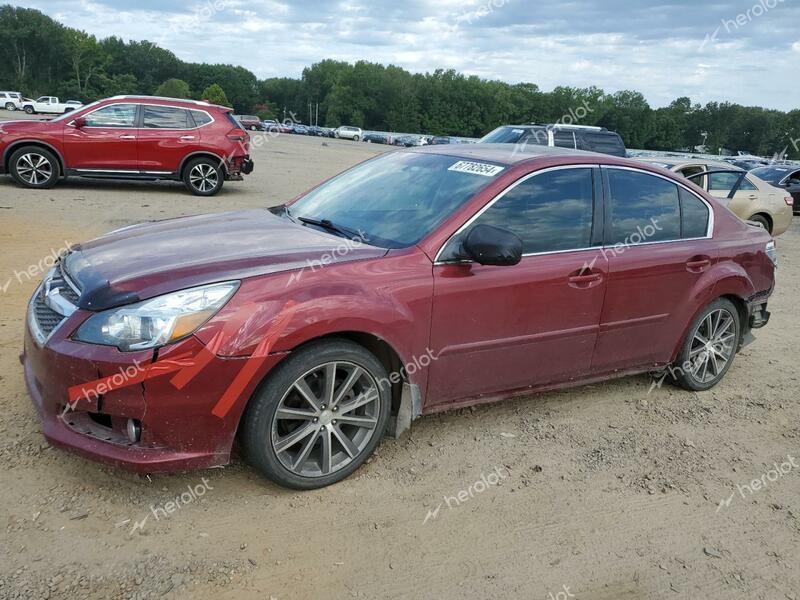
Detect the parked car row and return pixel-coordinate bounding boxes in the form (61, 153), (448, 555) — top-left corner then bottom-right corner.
(1, 91), (83, 114)
(634, 158), (793, 236)
(1, 95), (253, 196)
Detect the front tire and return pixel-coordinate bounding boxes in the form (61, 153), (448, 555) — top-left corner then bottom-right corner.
(241, 339), (391, 489)
(9, 146), (60, 189)
(183, 157), (224, 196)
(671, 298), (740, 391)
(24, 106), (35, 114)
(353, 135), (360, 142)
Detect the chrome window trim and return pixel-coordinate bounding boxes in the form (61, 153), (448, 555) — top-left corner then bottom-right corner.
(68, 102), (215, 130)
(433, 163), (715, 265)
(433, 164), (600, 264)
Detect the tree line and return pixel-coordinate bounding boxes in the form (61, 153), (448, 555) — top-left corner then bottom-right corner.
(2, 5), (799, 157)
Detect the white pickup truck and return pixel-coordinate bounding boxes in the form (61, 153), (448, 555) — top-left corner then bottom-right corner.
(20, 96), (83, 115)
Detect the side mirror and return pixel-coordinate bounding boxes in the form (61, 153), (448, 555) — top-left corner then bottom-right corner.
(73, 117), (87, 128)
(462, 224), (523, 266)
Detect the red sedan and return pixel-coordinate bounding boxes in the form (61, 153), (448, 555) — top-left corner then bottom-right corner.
(22, 145), (775, 488)
(0, 95), (253, 196)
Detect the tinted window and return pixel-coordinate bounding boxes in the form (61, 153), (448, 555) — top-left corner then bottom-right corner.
(190, 110), (213, 126)
(582, 132), (626, 157)
(480, 126), (527, 144)
(553, 131), (576, 148)
(289, 153), (498, 248)
(679, 188), (710, 238)
(606, 169), (680, 244)
(83, 104), (137, 128)
(472, 168), (594, 254)
(709, 172), (756, 191)
(143, 106), (189, 129)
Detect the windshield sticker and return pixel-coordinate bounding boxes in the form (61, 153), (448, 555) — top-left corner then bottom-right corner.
(448, 161), (505, 177)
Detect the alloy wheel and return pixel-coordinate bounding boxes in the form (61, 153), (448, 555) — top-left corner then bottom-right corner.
(189, 163), (219, 193)
(271, 361), (381, 478)
(16, 153), (53, 186)
(687, 308), (737, 384)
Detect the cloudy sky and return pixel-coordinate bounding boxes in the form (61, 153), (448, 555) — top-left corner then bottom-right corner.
(16, 0), (800, 111)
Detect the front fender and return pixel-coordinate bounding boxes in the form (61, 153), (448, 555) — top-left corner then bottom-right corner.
(193, 250), (434, 388)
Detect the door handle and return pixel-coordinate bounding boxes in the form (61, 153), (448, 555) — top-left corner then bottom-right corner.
(180, 135), (196, 141)
(686, 256), (711, 272)
(748, 194), (758, 200)
(119, 135), (136, 140)
(567, 271), (603, 288)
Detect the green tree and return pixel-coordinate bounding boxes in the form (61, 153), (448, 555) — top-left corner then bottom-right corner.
(154, 78), (191, 99)
(200, 83), (230, 106)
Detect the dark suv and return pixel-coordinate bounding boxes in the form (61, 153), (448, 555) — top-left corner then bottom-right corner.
(480, 124), (627, 157)
(0, 96), (254, 196)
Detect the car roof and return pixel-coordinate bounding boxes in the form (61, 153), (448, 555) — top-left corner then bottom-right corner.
(105, 95), (231, 111)
(409, 143), (614, 166)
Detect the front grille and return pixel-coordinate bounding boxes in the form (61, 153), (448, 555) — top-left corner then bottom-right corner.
(33, 294), (65, 336)
(28, 263), (81, 343)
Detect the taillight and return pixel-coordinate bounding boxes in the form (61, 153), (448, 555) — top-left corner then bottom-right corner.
(766, 240), (777, 267)
(785, 195), (794, 206)
(226, 128), (247, 142)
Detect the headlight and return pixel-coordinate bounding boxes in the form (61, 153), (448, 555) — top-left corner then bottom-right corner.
(74, 281), (239, 351)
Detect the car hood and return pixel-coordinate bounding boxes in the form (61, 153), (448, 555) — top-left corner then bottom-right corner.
(0, 120), (59, 134)
(64, 209), (387, 311)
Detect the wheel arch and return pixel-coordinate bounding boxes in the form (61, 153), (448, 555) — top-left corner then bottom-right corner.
(747, 211), (773, 233)
(178, 151), (227, 178)
(4, 140), (66, 176)
(669, 267), (755, 363)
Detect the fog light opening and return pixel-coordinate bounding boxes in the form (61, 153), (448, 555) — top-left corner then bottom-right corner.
(126, 418), (142, 443)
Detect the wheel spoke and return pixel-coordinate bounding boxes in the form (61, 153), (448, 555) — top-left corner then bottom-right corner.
(332, 366), (363, 408)
(292, 427), (320, 470)
(322, 363), (337, 406)
(331, 424), (359, 458)
(274, 422), (318, 453)
(339, 389), (378, 414)
(294, 378), (322, 411)
(276, 406), (317, 420)
(335, 414), (377, 428)
(320, 427), (333, 474)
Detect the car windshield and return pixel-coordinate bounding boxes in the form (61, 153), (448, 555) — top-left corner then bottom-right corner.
(479, 126), (530, 143)
(751, 166), (794, 184)
(286, 152), (503, 248)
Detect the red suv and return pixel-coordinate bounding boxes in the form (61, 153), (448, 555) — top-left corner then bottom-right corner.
(0, 96), (253, 196)
(22, 145), (775, 489)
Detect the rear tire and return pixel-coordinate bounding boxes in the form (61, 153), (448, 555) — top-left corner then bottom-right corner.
(671, 298), (740, 391)
(749, 214), (771, 234)
(183, 157), (224, 196)
(4, 102), (14, 111)
(9, 146), (60, 189)
(241, 339), (391, 489)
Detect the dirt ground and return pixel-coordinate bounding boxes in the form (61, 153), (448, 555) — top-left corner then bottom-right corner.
(1, 115), (799, 600)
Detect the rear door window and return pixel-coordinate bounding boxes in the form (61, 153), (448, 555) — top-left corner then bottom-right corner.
(143, 106), (190, 129)
(605, 168), (681, 244)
